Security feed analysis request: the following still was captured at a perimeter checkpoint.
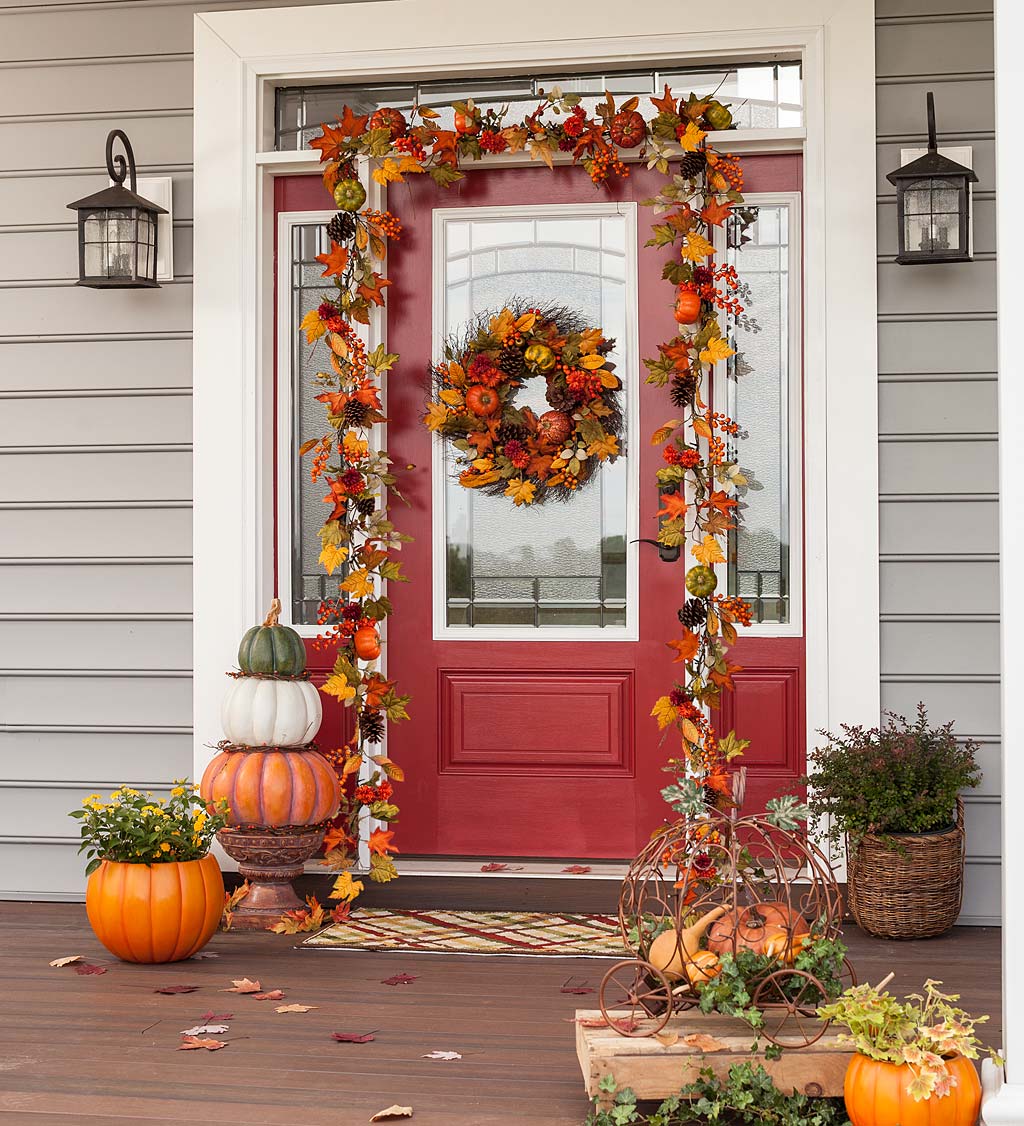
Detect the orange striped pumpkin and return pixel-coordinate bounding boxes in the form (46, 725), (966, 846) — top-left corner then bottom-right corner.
(85, 854), (223, 963)
(200, 747), (340, 827)
(844, 1054), (982, 1126)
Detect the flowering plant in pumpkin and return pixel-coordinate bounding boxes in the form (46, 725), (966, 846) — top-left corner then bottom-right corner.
(818, 977), (999, 1101)
(71, 781), (228, 876)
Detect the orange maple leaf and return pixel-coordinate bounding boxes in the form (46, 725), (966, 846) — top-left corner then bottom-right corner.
(309, 121), (352, 162)
(317, 241), (350, 279)
(709, 662), (743, 691)
(701, 199), (734, 227)
(659, 338), (693, 371)
(315, 391), (348, 416)
(323, 478), (349, 521)
(706, 490), (738, 514)
(432, 129), (459, 168)
(667, 631), (701, 662)
(368, 828), (399, 856)
(650, 83), (679, 115)
(657, 492), (689, 519)
(352, 378), (383, 410)
(362, 674), (392, 710)
(323, 826), (354, 854)
(357, 274), (391, 307)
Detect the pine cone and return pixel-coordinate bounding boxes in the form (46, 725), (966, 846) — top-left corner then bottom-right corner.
(355, 496), (376, 517)
(359, 709), (385, 745)
(678, 599), (708, 629)
(669, 373), (698, 409)
(545, 380), (579, 412)
(499, 344), (527, 378)
(678, 150), (707, 180)
(343, 399), (373, 427)
(496, 422), (525, 445)
(326, 212), (355, 244)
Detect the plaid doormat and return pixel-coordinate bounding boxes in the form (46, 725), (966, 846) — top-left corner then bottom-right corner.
(301, 908), (626, 958)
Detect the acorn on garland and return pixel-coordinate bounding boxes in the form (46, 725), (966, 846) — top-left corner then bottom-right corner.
(423, 304), (624, 506)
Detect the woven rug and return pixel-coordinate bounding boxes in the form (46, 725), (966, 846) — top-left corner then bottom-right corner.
(301, 907), (626, 958)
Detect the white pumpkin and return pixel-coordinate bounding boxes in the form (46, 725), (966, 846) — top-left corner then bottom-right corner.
(220, 676), (322, 747)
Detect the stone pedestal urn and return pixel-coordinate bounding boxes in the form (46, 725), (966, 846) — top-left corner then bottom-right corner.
(200, 599), (340, 930)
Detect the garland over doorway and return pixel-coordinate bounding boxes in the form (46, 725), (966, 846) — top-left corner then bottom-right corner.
(300, 87), (760, 903)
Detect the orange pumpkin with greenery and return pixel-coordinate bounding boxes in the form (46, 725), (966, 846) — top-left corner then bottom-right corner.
(843, 1054), (980, 1126)
(71, 782), (227, 963)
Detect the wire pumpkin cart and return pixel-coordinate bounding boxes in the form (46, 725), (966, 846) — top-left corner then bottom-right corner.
(599, 777), (855, 1048)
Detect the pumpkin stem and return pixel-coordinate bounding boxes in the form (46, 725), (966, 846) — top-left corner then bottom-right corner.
(264, 598), (282, 628)
(875, 971), (896, 991)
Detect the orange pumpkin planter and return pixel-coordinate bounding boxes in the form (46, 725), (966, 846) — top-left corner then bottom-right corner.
(86, 854), (223, 963)
(200, 747), (340, 827)
(844, 1054), (981, 1126)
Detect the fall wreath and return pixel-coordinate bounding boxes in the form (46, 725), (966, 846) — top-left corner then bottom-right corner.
(424, 304), (623, 506)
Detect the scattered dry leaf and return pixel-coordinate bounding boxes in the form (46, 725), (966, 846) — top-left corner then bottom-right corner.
(560, 976), (594, 995)
(422, 1050), (461, 1061)
(332, 1031), (377, 1043)
(49, 955), (83, 967)
(655, 1030), (679, 1047)
(370, 1107), (412, 1122)
(252, 990), (286, 1001)
(381, 973), (417, 986)
(178, 1036), (227, 1051)
(479, 862), (523, 872)
(74, 964), (108, 976)
(575, 1016), (611, 1028)
(610, 1018), (640, 1034)
(189, 951), (219, 960)
(561, 865), (592, 875)
(181, 1024), (229, 1036)
(154, 984), (198, 994)
(682, 1032), (729, 1052)
(221, 978), (261, 994)
(275, 1004), (317, 1013)
(198, 1011), (232, 1021)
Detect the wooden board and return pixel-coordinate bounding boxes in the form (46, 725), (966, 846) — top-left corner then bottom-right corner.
(575, 1009), (853, 1106)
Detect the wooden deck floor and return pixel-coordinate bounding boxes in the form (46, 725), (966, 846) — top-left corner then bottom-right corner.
(0, 879), (1002, 1126)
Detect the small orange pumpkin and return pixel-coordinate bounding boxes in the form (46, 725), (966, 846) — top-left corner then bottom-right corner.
(674, 289), (702, 325)
(465, 384), (501, 417)
(86, 854), (223, 963)
(708, 901), (810, 956)
(353, 625), (381, 661)
(454, 109), (479, 135)
(200, 747), (341, 827)
(844, 1054), (981, 1126)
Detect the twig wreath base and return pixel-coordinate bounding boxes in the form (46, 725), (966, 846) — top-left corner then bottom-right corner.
(425, 303), (623, 506)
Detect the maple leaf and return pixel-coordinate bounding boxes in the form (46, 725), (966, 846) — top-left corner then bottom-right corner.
(701, 198), (734, 227)
(422, 1050), (462, 1060)
(309, 121), (352, 162)
(180, 1024), (229, 1036)
(659, 338), (693, 371)
(525, 454), (554, 479)
(423, 401), (451, 432)
(678, 122), (707, 152)
(703, 510), (736, 537)
(692, 534), (726, 566)
(368, 827), (398, 856)
(667, 631), (701, 663)
(220, 978), (261, 994)
(275, 1004), (318, 1013)
(504, 477), (536, 506)
(562, 864), (593, 875)
(501, 125), (528, 152)
(656, 492), (688, 519)
(706, 490), (738, 514)
(357, 274), (392, 307)
(300, 308), (327, 344)
(49, 955), (83, 968)
(699, 337), (735, 365)
(651, 695), (679, 731)
(75, 963), (108, 975)
(587, 434), (620, 461)
(198, 1011), (233, 1022)
(318, 542), (348, 575)
(252, 990), (285, 1001)
(370, 1108), (413, 1123)
(316, 241), (350, 279)
(680, 232), (716, 262)
(650, 84), (678, 115)
(381, 973), (417, 986)
(718, 730), (750, 761)
(332, 1031), (376, 1043)
(709, 662), (742, 692)
(371, 155), (425, 185)
(178, 1036), (227, 1051)
(323, 826), (354, 855)
(340, 567), (375, 598)
(154, 983), (197, 993)
(321, 675), (356, 703)
(330, 871), (364, 902)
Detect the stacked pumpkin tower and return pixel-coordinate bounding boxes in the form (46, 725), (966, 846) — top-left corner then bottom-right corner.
(200, 599), (341, 929)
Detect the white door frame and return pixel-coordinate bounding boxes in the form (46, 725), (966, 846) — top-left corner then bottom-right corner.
(192, 2), (879, 869)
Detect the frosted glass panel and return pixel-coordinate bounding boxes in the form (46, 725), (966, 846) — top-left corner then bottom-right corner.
(724, 205), (796, 625)
(441, 211), (632, 629)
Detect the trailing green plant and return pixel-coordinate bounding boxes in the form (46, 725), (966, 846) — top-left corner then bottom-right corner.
(586, 1064), (851, 1125)
(818, 977), (1001, 1101)
(802, 704), (980, 849)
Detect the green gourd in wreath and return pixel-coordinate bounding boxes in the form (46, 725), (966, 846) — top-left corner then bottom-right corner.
(237, 598), (307, 676)
(423, 303), (625, 506)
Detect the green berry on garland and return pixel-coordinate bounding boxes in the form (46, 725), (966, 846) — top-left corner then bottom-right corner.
(326, 212), (356, 244)
(685, 565), (718, 597)
(670, 372), (698, 409)
(678, 599), (708, 629)
(678, 150), (707, 181)
(333, 178), (367, 212)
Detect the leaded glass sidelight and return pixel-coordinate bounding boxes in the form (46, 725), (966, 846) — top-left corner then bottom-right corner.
(437, 209), (636, 632)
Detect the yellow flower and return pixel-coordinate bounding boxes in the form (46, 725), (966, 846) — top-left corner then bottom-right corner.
(193, 812), (207, 833)
(171, 786), (186, 798)
(159, 842), (171, 853)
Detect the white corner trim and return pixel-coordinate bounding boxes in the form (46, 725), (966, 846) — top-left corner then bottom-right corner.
(192, 2), (879, 843)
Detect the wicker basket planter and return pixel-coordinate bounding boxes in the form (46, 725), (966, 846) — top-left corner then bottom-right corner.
(846, 797), (965, 939)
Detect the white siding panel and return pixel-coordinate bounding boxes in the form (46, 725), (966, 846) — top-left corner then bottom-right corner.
(0, 172), (194, 230)
(876, 16), (994, 77)
(0, 674), (192, 727)
(881, 680), (1000, 738)
(0, 451), (191, 502)
(0, 730), (191, 784)
(1, 782), (176, 840)
(0, 226), (193, 283)
(0, 58), (193, 117)
(963, 798), (1002, 860)
(881, 621), (999, 676)
(1, 113), (192, 173)
(0, 282), (192, 337)
(879, 380), (997, 435)
(877, 261), (995, 315)
(0, 339), (193, 392)
(0, 620), (191, 672)
(877, 80), (994, 138)
(879, 439), (997, 494)
(0, 392), (192, 447)
(0, 7), (195, 61)
(0, 842), (91, 899)
(881, 560), (999, 616)
(880, 499), (998, 555)
(0, 563), (192, 615)
(961, 862), (1001, 924)
(3, 506), (192, 559)
(878, 319), (996, 374)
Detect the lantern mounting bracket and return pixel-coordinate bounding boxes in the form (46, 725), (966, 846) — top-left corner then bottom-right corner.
(105, 129), (138, 194)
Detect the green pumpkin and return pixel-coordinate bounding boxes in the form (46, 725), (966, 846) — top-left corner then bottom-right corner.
(333, 178), (367, 213)
(238, 598), (307, 676)
(704, 101), (733, 132)
(685, 565), (718, 598)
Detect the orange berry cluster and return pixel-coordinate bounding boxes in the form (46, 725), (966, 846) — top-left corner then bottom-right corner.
(394, 135), (426, 160)
(708, 150), (743, 190)
(711, 411), (740, 436)
(310, 435), (332, 483)
(365, 209), (402, 240)
(586, 151), (630, 184)
(708, 436), (726, 464)
(716, 594), (754, 627)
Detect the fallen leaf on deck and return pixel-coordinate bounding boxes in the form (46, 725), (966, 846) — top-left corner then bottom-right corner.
(178, 1036), (227, 1051)
(574, 1016), (610, 1028)
(189, 952), (219, 960)
(562, 865), (592, 874)
(74, 964), (108, 976)
(682, 1032), (729, 1052)
(221, 978), (261, 993)
(252, 990), (286, 1001)
(198, 1011), (233, 1021)
(49, 955), (83, 967)
(181, 1024), (230, 1036)
(154, 984), (198, 994)
(560, 976), (594, 995)
(332, 1031), (377, 1043)
(479, 862), (523, 872)
(370, 1107), (413, 1122)
(655, 1030), (679, 1047)
(610, 1018), (640, 1034)
(275, 1004), (317, 1013)
(422, 1050), (461, 1061)
(381, 973), (417, 986)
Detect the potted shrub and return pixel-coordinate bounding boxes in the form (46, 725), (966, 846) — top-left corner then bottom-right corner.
(803, 705), (981, 938)
(71, 781), (228, 963)
(818, 976), (998, 1126)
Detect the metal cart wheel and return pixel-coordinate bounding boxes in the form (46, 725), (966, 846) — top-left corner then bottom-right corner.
(598, 959), (674, 1037)
(752, 968), (830, 1049)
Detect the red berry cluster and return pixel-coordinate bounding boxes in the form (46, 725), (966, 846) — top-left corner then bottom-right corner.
(394, 135), (426, 160)
(479, 129), (508, 154)
(565, 368), (603, 400)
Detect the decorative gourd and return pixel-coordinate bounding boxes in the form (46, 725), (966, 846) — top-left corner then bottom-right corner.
(524, 342), (556, 373)
(353, 625), (381, 661)
(647, 905), (728, 981)
(200, 747), (341, 827)
(708, 901), (810, 957)
(843, 1054), (981, 1126)
(238, 598), (307, 676)
(221, 676), (322, 747)
(684, 949), (721, 987)
(673, 289), (702, 325)
(465, 385), (501, 417)
(685, 565), (718, 597)
(86, 854), (223, 963)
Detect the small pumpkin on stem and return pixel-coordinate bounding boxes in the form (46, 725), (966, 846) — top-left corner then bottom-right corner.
(238, 598), (307, 677)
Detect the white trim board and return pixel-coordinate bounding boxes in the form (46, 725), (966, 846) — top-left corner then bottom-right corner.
(192, 2), (879, 875)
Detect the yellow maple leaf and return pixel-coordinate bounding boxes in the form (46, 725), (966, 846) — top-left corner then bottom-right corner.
(578, 327), (604, 355)
(370, 154), (425, 185)
(699, 337), (735, 365)
(587, 434), (620, 461)
(423, 402), (451, 432)
(340, 568), (375, 597)
(504, 478), (536, 506)
(681, 232), (716, 262)
(330, 871), (365, 902)
(321, 675), (356, 703)
(679, 122), (707, 152)
(692, 535), (726, 566)
(318, 542), (349, 575)
(501, 126), (529, 153)
(580, 353), (606, 370)
(447, 360), (467, 387)
(300, 308), (326, 344)
(651, 695), (678, 731)
(439, 389), (464, 406)
(489, 309), (515, 340)
(343, 431), (369, 460)
(514, 311), (538, 332)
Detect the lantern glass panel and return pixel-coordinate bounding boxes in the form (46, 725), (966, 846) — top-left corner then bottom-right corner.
(901, 176), (963, 256)
(137, 210), (156, 280)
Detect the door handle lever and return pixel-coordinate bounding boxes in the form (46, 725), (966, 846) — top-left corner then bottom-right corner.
(634, 484), (683, 564)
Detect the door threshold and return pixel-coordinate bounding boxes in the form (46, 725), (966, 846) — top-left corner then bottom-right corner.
(305, 857), (628, 880)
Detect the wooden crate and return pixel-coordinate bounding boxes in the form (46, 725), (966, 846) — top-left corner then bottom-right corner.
(575, 1009), (853, 1107)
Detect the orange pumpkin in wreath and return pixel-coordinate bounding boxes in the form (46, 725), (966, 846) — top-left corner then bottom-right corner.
(465, 384), (501, 417)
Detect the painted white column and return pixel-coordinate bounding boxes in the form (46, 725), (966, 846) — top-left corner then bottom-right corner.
(982, 2), (1023, 1120)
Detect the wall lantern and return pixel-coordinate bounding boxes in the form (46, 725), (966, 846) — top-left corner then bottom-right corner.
(67, 130), (167, 288)
(886, 92), (976, 265)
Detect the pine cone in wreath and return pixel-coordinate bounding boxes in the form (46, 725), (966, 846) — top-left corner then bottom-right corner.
(355, 496), (376, 517)
(326, 212), (356, 244)
(499, 344), (527, 379)
(343, 398), (373, 427)
(678, 150), (707, 180)
(545, 380), (579, 412)
(669, 372), (698, 409)
(359, 709), (385, 745)
(496, 422), (526, 445)
(678, 599), (708, 630)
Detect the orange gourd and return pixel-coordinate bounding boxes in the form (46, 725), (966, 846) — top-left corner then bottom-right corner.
(353, 625), (381, 661)
(85, 854), (223, 963)
(673, 289), (702, 325)
(708, 901), (810, 956)
(200, 747), (340, 827)
(844, 1054), (981, 1126)
(465, 384), (500, 417)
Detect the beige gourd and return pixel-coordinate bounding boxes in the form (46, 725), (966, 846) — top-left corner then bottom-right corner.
(648, 905), (728, 981)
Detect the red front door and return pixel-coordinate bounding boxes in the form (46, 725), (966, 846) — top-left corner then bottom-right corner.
(275, 154), (803, 861)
